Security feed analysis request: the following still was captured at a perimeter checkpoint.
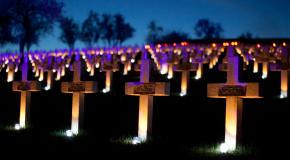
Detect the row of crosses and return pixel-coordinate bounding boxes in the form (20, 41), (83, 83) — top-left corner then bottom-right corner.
(0, 41), (289, 151)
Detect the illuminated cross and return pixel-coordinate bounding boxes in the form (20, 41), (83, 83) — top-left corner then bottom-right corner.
(101, 53), (119, 93)
(12, 54), (41, 129)
(125, 50), (170, 141)
(207, 45), (261, 151)
(120, 49), (137, 75)
(191, 49), (207, 80)
(61, 53), (97, 135)
(175, 50), (197, 96)
(252, 45), (276, 79)
(165, 50), (179, 79)
(270, 47), (289, 98)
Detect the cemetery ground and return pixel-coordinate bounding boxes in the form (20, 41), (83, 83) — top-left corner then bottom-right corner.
(0, 120), (288, 160)
(0, 63), (289, 159)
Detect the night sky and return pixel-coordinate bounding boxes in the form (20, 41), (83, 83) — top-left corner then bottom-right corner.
(2, 0), (290, 51)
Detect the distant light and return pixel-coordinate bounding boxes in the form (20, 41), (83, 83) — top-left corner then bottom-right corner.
(189, 58), (192, 63)
(82, 55), (86, 59)
(95, 63), (100, 68)
(14, 124), (21, 130)
(223, 42), (229, 47)
(121, 55), (126, 62)
(52, 69), (56, 73)
(261, 74), (267, 79)
(145, 45), (150, 49)
(65, 64), (70, 68)
(167, 75), (173, 79)
(130, 59), (135, 63)
(283, 42), (286, 46)
(66, 130), (73, 137)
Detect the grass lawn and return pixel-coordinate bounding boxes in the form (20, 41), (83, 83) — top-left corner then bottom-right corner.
(0, 127), (278, 160)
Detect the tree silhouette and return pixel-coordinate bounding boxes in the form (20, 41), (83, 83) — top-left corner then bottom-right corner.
(113, 14), (135, 46)
(3, 0), (63, 55)
(194, 19), (223, 39)
(59, 17), (79, 49)
(238, 32), (253, 39)
(158, 31), (190, 44)
(80, 11), (100, 48)
(99, 14), (114, 47)
(146, 21), (163, 44)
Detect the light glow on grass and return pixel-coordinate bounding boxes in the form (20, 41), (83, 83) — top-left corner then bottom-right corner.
(102, 88), (110, 93)
(14, 124), (21, 130)
(50, 129), (86, 138)
(262, 74), (267, 79)
(66, 130), (74, 137)
(219, 142), (234, 153)
(44, 86), (51, 91)
(279, 91), (287, 99)
(194, 75), (201, 80)
(179, 91), (186, 97)
(111, 136), (147, 145)
(192, 144), (254, 156)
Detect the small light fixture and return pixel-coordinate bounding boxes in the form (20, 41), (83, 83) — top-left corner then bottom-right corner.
(219, 143), (229, 153)
(14, 124), (21, 130)
(65, 130), (73, 137)
(44, 86), (51, 91)
(102, 88), (109, 93)
(131, 137), (142, 145)
(179, 91), (186, 97)
(280, 93), (287, 99)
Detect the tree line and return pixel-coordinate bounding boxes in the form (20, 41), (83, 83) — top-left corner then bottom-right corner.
(0, 0), (254, 55)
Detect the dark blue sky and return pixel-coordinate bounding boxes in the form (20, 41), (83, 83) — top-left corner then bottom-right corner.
(4, 0), (290, 50)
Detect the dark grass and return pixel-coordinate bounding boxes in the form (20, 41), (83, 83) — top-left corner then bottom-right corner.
(0, 128), (255, 160)
(0, 127), (288, 160)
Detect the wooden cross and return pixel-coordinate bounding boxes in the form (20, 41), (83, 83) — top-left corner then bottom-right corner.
(12, 54), (41, 129)
(61, 53), (97, 135)
(125, 50), (170, 141)
(207, 46), (261, 151)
